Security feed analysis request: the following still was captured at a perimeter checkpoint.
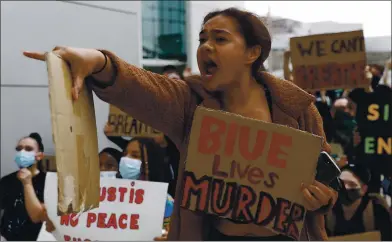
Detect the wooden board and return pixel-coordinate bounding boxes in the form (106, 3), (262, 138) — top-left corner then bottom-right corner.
(46, 52), (100, 215)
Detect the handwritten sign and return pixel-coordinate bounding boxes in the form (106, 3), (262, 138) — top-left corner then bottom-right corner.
(181, 107), (323, 240)
(108, 105), (162, 137)
(44, 173), (168, 241)
(290, 30), (367, 90)
(364, 103), (391, 156)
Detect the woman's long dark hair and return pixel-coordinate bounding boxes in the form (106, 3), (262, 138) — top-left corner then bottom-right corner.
(126, 137), (172, 183)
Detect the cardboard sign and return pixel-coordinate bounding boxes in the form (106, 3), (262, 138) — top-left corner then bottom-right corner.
(290, 30), (367, 90)
(329, 231), (381, 241)
(44, 173), (168, 241)
(46, 52), (100, 215)
(181, 107), (323, 240)
(108, 105), (162, 137)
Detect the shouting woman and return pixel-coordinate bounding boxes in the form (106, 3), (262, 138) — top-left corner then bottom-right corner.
(24, 8), (336, 241)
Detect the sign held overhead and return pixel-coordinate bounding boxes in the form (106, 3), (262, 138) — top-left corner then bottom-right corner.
(290, 30), (367, 90)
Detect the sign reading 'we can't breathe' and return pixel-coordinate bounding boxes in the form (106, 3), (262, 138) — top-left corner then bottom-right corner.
(290, 30), (367, 90)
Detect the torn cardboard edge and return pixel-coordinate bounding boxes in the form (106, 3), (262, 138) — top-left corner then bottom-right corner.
(45, 52), (100, 216)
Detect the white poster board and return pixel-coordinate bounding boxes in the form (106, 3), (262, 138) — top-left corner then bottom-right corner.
(44, 173), (168, 241)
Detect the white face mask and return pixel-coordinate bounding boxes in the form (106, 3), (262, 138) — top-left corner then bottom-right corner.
(100, 171), (118, 179)
(119, 157), (142, 180)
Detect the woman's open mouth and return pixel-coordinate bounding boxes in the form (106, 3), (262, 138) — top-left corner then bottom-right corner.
(204, 59), (218, 78)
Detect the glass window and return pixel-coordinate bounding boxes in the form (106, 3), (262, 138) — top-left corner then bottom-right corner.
(142, 0), (187, 61)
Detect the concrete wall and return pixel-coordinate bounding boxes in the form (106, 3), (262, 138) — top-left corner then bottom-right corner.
(1, 1), (142, 176)
(186, 1), (245, 73)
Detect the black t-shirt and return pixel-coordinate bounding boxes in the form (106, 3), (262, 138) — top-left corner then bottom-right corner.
(349, 85), (392, 174)
(331, 195), (392, 241)
(0, 171), (46, 241)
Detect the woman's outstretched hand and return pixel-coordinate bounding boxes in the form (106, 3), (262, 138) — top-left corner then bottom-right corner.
(301, 180), (337, 212)
(23, 46), (106, 100)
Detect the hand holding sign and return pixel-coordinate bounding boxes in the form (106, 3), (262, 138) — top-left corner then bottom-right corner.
(301, 181), (337, 211)
(23, 46), (108, 100)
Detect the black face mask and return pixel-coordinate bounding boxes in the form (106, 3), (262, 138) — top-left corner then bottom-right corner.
(339, 188), (362, 206)
(371, 75), (381, 90)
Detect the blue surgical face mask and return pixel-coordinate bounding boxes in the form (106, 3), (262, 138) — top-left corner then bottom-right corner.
(100, 171), (118, 179)
(15, 150), (36, 168)
(119, 157), (141, 180)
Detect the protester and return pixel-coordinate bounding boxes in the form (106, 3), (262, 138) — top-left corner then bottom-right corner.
(330, 98), (357, 161)
(162, 65), (181, 80)
(24, 7), (337, 241)
(0, 133), (46, 241)
(104, 122), (179, 197)
(325, 164), (392, 241)
(99, 147), (122, 178)
(119, 137), (174, 240)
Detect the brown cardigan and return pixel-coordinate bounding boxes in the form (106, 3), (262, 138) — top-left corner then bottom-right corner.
(88, 50), (332, 241)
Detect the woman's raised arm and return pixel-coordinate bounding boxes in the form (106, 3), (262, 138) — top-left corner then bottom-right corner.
(24, 47), (194, 146)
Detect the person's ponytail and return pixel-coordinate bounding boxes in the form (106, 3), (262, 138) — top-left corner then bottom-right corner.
(29, 132), (44, 152)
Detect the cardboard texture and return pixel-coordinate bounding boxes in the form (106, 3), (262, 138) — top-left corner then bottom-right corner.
(181, 106), (323, 240)
(46, 52), (100, 215)
(108, 104), (162, 137)
(329, 231), (381, 241)
(290, 30), (367, 90)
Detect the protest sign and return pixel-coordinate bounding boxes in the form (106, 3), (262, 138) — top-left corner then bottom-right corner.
(46, 52), (100, 215)
(108, 105), (162, 137)
(290, 30), (367, 90)
(329, 231), (381, 241)
(181, 107), (323, 240)
(44, 173), (168, 241)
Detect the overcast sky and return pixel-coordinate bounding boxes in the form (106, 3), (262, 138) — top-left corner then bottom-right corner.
(245, 1), (391, 37)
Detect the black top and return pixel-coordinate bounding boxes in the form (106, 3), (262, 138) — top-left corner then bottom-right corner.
(0, 171), (46, 241)
(348, 85), (392, 175)
(331, 195), (392, 241)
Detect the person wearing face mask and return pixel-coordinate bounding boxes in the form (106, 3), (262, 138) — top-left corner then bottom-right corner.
(0, 133), (47, 241)
(99, 147), (122, 178)
(325, 164), (392, 241)
(119, 137), (174, 240)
